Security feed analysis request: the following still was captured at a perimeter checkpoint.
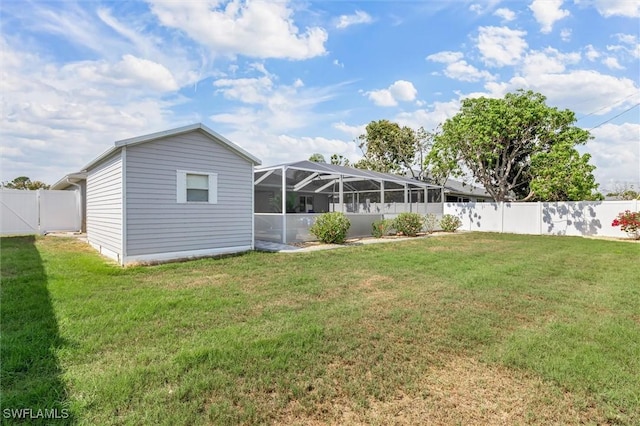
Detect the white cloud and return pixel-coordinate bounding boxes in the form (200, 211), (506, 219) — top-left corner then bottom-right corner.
(521, 48), (581, 75)
(493, 70), (639, 115)
(365, 80), (417, 106)
(469, 0), (502, 15)
(529, 0), (570, 33)
(494, 8), (516, 21)
(333, 122), (366, 139)
(560, 28), (572, 41)
(220, 128), (360, 166)
(210, 69), (342, 134)
(585, 45), (600, 61)
(575, 0), (640, 17)
(477, 26), (528, 67)
(586, 123), (640, 188)
(13, 4), (203, 89)
(388, 80), (418, 102)
(147, 0), (328, 60)
(447, 62), (496, 82)
(427, 51), (496, 82)
(335, 10), (373, 29)
(213, 76), (274, 104)
(394, 100), (462, 131)
(0, 36), (191, 184)
(65, 55), (179, 92)
(603, 57), (624, 70)
(366, 89), (398, 107)
(27, 4), (124, 58)
(615, 33), (638, 45)
(333, 59), (344, 68)
(611, 33), (640, 59)
(426, 51), (464, 63)
(452, 61), (496, 82)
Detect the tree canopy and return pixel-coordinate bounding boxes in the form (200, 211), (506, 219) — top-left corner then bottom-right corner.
(308, 153), (326, 163)
(355, 119), (431, 179)
(330, 154), (350, 166)
(426, 90), (601, 201)
(606, 184), (640, 200)
(2, 176), (50, 190)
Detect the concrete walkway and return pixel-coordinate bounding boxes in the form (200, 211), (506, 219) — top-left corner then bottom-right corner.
(255, 234), (446, 253)
(254, 240), (302, 252)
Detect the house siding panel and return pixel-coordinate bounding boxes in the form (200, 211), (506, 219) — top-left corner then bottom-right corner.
(125, 131), (253, 257)
(86, 152), (123, 260)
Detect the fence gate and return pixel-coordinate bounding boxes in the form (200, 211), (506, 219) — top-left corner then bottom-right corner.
(1, 189), (81, 236)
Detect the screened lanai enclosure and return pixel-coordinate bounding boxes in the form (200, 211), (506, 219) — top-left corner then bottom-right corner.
(254, 161), (443, 243)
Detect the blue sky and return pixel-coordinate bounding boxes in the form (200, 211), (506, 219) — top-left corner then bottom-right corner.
(2, 0), (639, 191)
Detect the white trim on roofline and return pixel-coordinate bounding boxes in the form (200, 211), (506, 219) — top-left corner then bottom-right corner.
(50, 172), (88, 190)
(255, 161), (441, 189)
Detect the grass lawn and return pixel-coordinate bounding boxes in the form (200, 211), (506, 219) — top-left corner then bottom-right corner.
(1, 233), (639, 425)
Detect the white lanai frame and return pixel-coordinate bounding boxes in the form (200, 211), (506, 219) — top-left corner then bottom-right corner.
(254, 160), (443, 244)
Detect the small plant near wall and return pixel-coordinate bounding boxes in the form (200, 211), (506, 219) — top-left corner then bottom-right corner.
(393, 213), (424, 237)
(440, 214), (462, 232)
(371, 219), (394, 238)
(424, 213), (438, 234)
(611, 210), (640, 240)
(310, 212), (351, 244)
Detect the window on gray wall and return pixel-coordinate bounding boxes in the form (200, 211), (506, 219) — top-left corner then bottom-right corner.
(177, 170), (218, 204)
(187, 174), (209, 202)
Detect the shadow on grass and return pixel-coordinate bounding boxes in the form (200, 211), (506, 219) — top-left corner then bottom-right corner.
(1, 236), (74, 424)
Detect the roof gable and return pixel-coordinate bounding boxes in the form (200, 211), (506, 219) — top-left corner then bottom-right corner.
(82, 123), (261, 172)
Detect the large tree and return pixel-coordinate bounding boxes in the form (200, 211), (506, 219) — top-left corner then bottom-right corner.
(308, 153), (326, 163)
(329, 154), (350, 166)
(356, 119), (431, 179)
(426, 90), (601, 201)
(606, 183), (640, 200)
(2, 176), (50, 190)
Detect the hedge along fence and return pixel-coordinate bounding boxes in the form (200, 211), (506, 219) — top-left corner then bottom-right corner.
(444, 200), (639, 239)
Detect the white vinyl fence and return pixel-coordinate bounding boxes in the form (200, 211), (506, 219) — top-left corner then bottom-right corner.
(444, 200), (639, 239)
(1, 189), (81, 236)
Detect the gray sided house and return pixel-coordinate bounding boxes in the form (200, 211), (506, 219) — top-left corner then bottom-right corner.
(53, 124), (261, 265)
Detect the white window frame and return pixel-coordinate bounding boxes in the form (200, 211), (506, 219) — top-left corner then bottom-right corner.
(176, 170), (218, 204)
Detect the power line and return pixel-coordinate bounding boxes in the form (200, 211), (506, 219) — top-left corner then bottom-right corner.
(576, 91), (640, 121)
(588, 102), (640, 131)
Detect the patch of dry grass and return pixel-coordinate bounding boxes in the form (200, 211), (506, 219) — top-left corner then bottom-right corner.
(275, 357), (605, 426)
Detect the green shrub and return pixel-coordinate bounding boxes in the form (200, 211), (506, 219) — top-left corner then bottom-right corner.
(440, 214), (462, 232)
(310, 212), (351, 244)
(393, 212), (424, 237)
(371, 219), (394, 238)
(424, 213), (438, 234)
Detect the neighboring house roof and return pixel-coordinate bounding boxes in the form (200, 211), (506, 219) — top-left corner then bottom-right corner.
(51, 172), (88, 190)
(257, 160), (442, 189)
(443, 179), (492, 199)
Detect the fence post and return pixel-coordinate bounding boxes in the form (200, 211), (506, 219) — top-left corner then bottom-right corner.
(37, 189), (42, 234)
(500, 202), (504, 233)
(537, 201), (542, 235)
